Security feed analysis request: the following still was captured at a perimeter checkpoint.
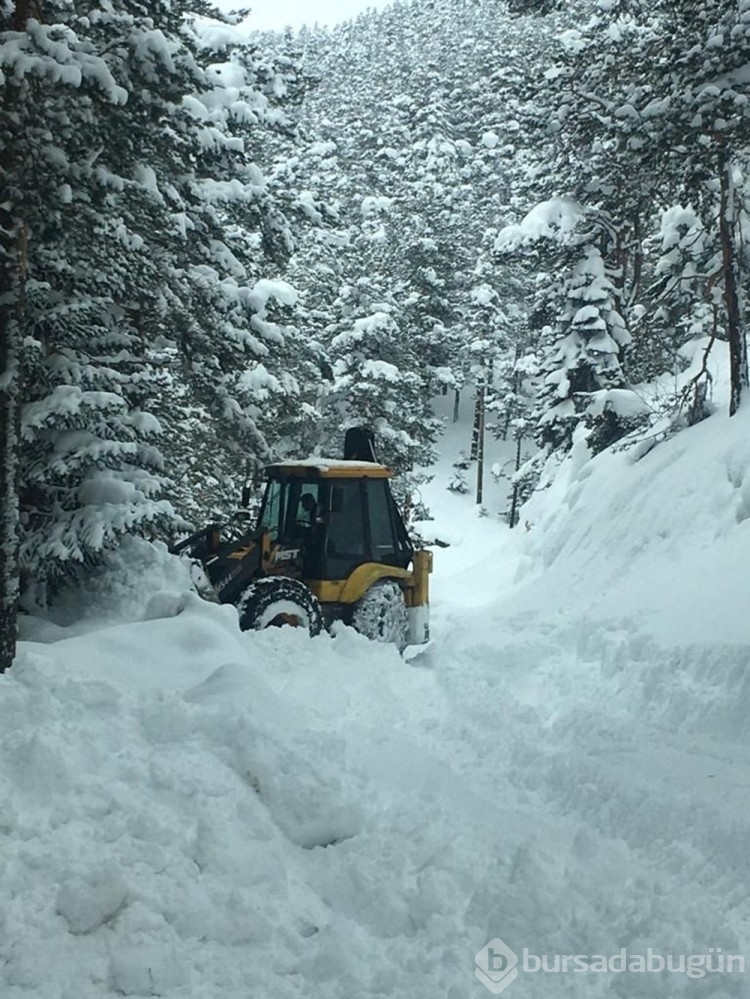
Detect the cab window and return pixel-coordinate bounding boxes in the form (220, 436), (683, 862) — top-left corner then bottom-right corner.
(258, 480), (283, 541)
(326, 480), (366, 576)
(367, 479), (397, 561)
(285, 482), (322, 537)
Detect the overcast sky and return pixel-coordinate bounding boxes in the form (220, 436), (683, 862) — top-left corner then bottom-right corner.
(215, 0), (391, 32)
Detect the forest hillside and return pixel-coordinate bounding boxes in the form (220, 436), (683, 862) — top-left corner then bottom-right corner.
(2, 0), (749, 666)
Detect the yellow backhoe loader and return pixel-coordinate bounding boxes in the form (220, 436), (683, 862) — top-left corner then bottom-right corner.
(171, 429), (432, 648)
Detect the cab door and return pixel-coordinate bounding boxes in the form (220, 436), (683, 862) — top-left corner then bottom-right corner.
(365, 478), (412, 569)
(324, 479), (368, 579)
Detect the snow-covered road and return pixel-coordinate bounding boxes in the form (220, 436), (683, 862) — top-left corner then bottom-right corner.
(3, 395), (750, 998)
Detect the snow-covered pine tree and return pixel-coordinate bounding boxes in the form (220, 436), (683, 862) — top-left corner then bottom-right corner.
(626, 204), (720, 425)
(288, 1), (543, 477)
(651, 0), (750, 414)
(1, 0), (177, 635)
(495, 195), (637, 456)
(538, 244), (632, 452)
(285, 28), (442, 473)
(8, 1), (204, 602)
(545, 0), (750, 414)
(326, 286), (440, 477)
(155, 20), (310, 497)
(1, 3), (309, 628)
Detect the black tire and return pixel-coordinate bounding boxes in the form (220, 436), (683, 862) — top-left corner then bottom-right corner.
(237, 577), (324, 636)
(351, 580), (408, 649)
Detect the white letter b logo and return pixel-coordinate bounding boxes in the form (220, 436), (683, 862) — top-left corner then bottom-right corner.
(475, 938), (519, 994)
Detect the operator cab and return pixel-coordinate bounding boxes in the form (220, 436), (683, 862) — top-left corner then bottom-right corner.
(257, 460), (413, 581)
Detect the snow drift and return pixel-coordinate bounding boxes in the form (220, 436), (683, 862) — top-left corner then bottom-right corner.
(511, 404), (750, 647)
(2, 390), (750, 998)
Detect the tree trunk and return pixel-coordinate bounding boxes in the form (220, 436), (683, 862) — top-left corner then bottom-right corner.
(14, 0), (30, 28)
(452, 388), (460, 423)
(0, 0), (30, 672)
(630, 211), (643, 307)
(475, 381), (485, 505)
(503, 346), (522, 441)
(508, 433), (523, 529)
(470, 390), (481, 460)
(719, 153), (748, 416)
(0, 271), (22, 674)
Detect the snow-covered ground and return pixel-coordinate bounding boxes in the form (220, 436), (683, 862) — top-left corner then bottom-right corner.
(3, 374), (750, 998)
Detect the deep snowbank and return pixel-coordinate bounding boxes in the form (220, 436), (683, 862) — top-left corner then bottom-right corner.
(3, 598), (457, 998)
(3, 387), (750, 998)
(491, 339), (750, 648)
(506, 405), (750, 647)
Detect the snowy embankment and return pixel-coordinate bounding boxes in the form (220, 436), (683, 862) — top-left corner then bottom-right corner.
(3, 383), (750, 998)
(512, 403), (750, 646)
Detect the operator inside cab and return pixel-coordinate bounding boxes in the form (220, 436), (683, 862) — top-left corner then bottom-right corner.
(299, 492), (316, 526)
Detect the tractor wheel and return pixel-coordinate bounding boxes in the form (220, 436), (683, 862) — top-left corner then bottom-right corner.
(237, 577), (324, 637)
(351, 580), (408, 649)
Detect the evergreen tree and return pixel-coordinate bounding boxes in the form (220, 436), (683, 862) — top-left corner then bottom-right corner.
(542, 0), (750, 413)
(0, 2), (309, 656)
(325, 283), (441, 475)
